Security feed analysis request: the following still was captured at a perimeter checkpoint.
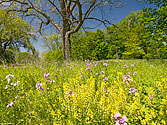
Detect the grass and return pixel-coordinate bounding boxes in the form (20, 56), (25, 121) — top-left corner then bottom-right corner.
(0, 59), (167, 124)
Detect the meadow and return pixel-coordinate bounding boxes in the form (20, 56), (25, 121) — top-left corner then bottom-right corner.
(0, 60), (167, 125)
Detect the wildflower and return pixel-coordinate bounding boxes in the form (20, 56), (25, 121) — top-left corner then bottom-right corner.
(15, 95), (18, 99)
(12, 64), (15, 67)
(113, 113), (128, 125)
(96, 73), (98, 75)
(95, 62), (98, 66)
(133, 72), (137, 76)
(67, 90), (74, 96)
(129, 88), (136, 94)
(40, 88), (44, 91)
(149, 96), (153, 99)
(120, 119), (124, 124)
(16, 62), (20, 66)
(131, 64), (134, 67)
(101, 71), (105, 74)
(35, 82), (42, 89)
(124, 65), (128, 68)
(66, 62), (69, 65)
(103, 63), (108, 66)
(44, 73), (49, 79)
(47, 88), (49, 91)
(70, 67), (73, 70)
(113, 112), (121, 120)
(104, 77), (108, 82)
(127, 78), (133, 82)
(122, 115), (128, 122)
(7, 101), (16, 108)
(6, 74), (14, 83)
(5, 85), (8, 89)
(115, 120), (120, 125)
(85, 67), (90, 71)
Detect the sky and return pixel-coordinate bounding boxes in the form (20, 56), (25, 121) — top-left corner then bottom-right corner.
(20, 0), (157, 55)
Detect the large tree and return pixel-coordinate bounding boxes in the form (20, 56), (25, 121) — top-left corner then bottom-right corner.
(0, 9), (35, 62)
(0, 0), (125, 60)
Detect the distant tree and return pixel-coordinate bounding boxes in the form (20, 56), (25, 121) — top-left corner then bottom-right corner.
(71, 29), (108, 60)
(0, 0), (124, 60)
(0, 9), (36, 63)
(41, 33), (62, 51)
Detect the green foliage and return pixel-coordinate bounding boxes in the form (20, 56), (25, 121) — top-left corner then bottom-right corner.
(70, 6), (167, 60)
(16, 52), (40, 64)
(42, 49), (63, 62)
(70, 29), (109, 60)
(41, 33), (62, 51)
(0, 9), (36, 63)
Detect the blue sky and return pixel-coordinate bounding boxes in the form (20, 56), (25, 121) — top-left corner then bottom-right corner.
(21, 0), (157, 55)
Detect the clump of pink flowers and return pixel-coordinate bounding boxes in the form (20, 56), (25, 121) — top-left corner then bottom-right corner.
(103, 63), (108, 66)
(44, 73), (49, 80)
(35, 82), (42, 89)
(113, 112), (128, 125)
(124, 65), (128, 68)
(7, 101), (16, 108)
(129, 88), (136, 94)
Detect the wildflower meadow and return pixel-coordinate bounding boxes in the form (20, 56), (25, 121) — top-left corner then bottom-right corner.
(0, 60), (167, 124)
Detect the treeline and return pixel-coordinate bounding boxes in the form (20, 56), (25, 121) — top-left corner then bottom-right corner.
(70, 6), (167, 60)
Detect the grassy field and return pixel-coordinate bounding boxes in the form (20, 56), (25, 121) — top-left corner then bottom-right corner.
(0, 60), (167, 124)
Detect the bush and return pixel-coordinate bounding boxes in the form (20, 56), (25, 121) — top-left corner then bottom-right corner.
(16, 52), (39, 64)
(44, 49), (63, 62)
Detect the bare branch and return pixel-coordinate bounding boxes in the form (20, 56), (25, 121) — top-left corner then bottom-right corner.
(48, 0), (63, 17)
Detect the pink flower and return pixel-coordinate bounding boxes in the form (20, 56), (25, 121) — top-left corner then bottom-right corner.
(103, 63), (108, 66)
(44, 73), (49, 79)
(120, 119), (124, 124)
(35, 82), (42, 89)
(133, 72), (137, 76)
(129, 88), (136, 94)
(124, 65), (128, 68)
(122, 115), (128, 122)
(115, 120), (120, 125)
(131, 64), (134, 67)
(67, 90), (74, 96)
(149, 96), (153, 99)
(7, 101), (16, 108)
(113, 112), (121, 119)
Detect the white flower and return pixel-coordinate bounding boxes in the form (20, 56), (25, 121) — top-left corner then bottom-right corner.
(5, 85), (8, 89)
(6, 74), (14, 83)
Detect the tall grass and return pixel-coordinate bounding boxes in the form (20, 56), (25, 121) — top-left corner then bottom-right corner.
(0, 60), (167, 124)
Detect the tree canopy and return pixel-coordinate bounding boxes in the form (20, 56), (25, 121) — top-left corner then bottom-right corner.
(0, 9), (36, 62)
(0, 0), (125, 60)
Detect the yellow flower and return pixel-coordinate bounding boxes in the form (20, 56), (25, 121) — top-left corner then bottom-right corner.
(51, 110), (56, 116)
(159, 111), (164, 116)
(162, 99), (166, 104)
(161, 120), (166, 125)
(151, 122), (156, 125)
